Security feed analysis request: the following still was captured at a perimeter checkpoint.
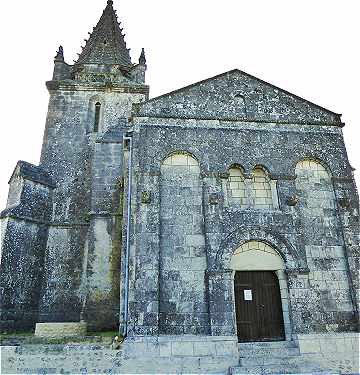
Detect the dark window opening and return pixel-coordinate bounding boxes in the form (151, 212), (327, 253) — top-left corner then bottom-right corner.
(124, 138), (130, 150)
(94, 102), (101, 132)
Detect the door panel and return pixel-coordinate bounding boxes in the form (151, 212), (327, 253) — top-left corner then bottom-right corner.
(234, 271), (285, 342)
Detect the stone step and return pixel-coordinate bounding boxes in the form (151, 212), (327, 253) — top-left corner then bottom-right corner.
(238, 340), (300, 359)
(229, 363), (339, 374)
(239, 346), (300, 358)
(240, 353), (300, 367)
(238, 340), (297, 349)
(1, 346), (236, 374)
(5, 343), (112, 354)
(1, 356), (233, 374)
(0, 335), (112, 346)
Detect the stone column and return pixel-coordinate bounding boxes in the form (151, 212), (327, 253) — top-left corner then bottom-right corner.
(202, 172), (226, 274)
(275, 270), (292, 340)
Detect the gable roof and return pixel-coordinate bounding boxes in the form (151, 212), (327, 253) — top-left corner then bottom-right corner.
(135, 69), (342, 125)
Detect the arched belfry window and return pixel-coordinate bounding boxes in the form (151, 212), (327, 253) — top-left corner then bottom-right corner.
(252, 167), (274, 209)
(224, 165), (278, 210)
(228, 166), (247, 207)
(94, 102), (101, 132)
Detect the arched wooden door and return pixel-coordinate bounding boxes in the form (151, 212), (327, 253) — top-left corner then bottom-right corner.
(234, 271), (285, 342)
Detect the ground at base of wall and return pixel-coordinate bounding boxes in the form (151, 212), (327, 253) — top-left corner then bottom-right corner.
(1, 334), (359, 374)
(0, 332), (115, 346)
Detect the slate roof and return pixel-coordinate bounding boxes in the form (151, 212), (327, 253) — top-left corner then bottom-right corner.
(75, 0), (132, 67)
(9, 161), (55, 188)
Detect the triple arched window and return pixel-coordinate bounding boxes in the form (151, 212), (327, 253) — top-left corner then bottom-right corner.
(227, 166), (277, 210)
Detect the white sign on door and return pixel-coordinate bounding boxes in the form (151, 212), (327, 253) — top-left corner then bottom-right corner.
(244, 289), (252, 301)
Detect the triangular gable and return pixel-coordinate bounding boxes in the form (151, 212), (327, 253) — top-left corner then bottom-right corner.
(135, 69), (341, 125)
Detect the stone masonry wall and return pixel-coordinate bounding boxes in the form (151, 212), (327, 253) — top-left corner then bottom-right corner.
(0, 219), (47, 330)
(137, 69), (341, 125)
(159, 154), (209, 334)
(128, 116), (358, 336)
(83, 131), (125, 330)
(290, 160), (355, 332)
(0, 167), (53, 330)
(37, 82), (147, 326)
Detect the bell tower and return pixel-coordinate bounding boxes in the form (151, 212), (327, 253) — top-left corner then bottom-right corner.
(38, 0), (149, 330)
(0, 0), (148, 331)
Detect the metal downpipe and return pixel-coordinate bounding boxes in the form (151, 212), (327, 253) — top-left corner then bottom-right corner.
(121, 132), (133, 338)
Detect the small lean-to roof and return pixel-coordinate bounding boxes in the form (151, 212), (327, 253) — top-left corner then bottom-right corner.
(9, 161), (55, 188)
(136, 69), (342, 125)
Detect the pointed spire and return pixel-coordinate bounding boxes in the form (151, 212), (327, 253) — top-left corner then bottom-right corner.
(54, 45), (64, 62)
(139, 48), (146, 65)
(75, 0), (132, 67)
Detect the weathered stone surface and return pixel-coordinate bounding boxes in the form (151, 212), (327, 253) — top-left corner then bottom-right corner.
(136, 69), (341, 125)
(35, 322), (87, 337)
(1, 333), (358, 374)
(0, 4), (358, 375)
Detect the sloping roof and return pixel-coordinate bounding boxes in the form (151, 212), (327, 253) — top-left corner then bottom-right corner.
(9, 161), (55, 188)
(136, 69), (342, 125)
(75, 0), (132, 67)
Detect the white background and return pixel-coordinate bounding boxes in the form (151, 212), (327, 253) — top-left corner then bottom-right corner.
(0, 0), (359, 209)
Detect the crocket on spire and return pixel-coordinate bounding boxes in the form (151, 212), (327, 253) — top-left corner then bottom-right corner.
(75, 0), (132, 67)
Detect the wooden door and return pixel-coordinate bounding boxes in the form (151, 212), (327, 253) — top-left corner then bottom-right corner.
(234, 271), (285, 342)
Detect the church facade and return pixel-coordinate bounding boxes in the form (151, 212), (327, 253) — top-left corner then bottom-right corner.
(0, 1), (359, 372)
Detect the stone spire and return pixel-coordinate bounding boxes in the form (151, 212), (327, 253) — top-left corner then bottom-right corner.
(75, 0), (132, 67)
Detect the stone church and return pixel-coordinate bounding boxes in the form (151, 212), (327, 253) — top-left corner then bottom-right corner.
(1, 1), (359, 373)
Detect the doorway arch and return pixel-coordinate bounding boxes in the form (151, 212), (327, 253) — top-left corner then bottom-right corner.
(230, 240), (291, 342)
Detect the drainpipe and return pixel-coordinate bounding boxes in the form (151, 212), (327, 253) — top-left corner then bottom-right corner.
(121, 130), (133, 338)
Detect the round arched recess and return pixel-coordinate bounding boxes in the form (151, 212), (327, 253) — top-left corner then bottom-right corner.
(230, 240), (292, 341)
(230, 240), (285, 271)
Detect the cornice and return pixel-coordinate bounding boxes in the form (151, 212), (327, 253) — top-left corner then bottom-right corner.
(46, 80), (149, 95)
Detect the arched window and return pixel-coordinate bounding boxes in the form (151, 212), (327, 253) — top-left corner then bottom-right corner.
(295, 159), (334, 209)
(228, 167), (247, 207)
(162, 152), (200, 173)
(252, 167), (273, 209)
(94, 102), (101, 132)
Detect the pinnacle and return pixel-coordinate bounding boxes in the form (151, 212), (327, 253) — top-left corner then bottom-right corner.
(139, 48), (146, 65)
(54, 45), (64, 61)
